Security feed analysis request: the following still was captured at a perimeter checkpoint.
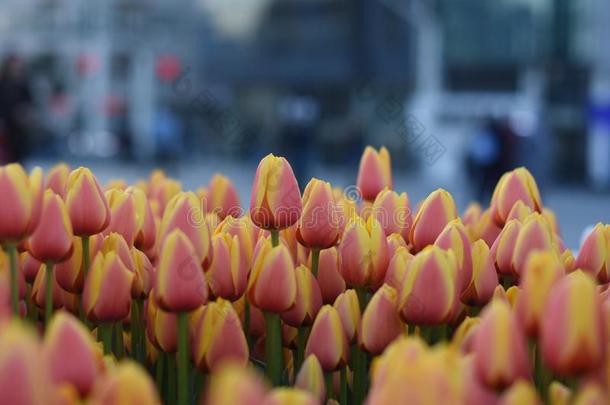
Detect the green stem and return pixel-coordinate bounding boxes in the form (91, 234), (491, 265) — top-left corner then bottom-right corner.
(264, 311), (283, 386)
(355, 287), (368, 313)
(45, 263), (54, 325)
(325, 372), (334, 400)
(168, 353), (176, 404)
(270, 230), (280, 247)
(340, 367), (348, 405)
(155, 353), (166, 397)
(244, 300), (252, 351)
(311, 249), (320, 278)
(26, 283), (36, 322)
(131, 299), (145, 363)
(114, 322), (125, 358)
(351, 345), (366, 405)
(295, 326), (308, 373)
(100, 324), (113, 355)
(177, 312), (190, 405)
(5, 245), (19, 315)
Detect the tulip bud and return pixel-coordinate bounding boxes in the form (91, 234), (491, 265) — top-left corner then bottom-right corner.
(281, 265), (322, 327)
(216, 215), (258, 266)
(461, 240), (498, 306)
(489, 219), (522, 276)
(315, 247), (345, 304)
(409, 189), (458, 252)
(45, 163), (70, 197)
(203, 363), (268, 405)
(384, 247), (413, 295)
(55, 237), (89, 294)
(498, 380), (541, 405)
(356, 146), (392, 202)
(295, 355), (326, 403)
(247, 239), (296, 313)
(156, 229), (208, 312)
(473, 299), (530, 389)
(451, 316), (480, 353)
(386, 233), (408, 258)
(125, 187), (157, 252)
(147, 289), (177, 353)
(540, 271), (605, 376)
(511, 213), (554, 276)
(339, 216), (389, 289)
(89, 361), (160, 405)
(0, 322), (53, 405)
(207, 233), (248, 301)
(32, 263), (62, 310)
(370, 189), (412, 241)
(505, 200), (533, 223)
(476, 208), (502, 248)
(399, 246), (458, 326)
(131, 248), (153, 299)
(192, 299), (249, 372)
(296, 178), (341, 249)
(82, 251), (134, 322)
(159, 191), (213, 268)
(206, 174), (241, 219)
(249, 154), (302, 230)
(0, 164), (43, 243)
(29, 190), (74, 263)
(333, 289), (360, 343)
(434, 219), (473, 293)
(490, 167), (542, 226)
(20, 252), (42, 284)
(515, 251), (563, 337)
(43, 311), (99, 396)
(359, 284), (403, 354)
(65, 167), (110, 236)
(304, 305), (349, 371)
(100, 233), (135, 271)
(574, 223), (607, 280)
(462, 202), (482, 241)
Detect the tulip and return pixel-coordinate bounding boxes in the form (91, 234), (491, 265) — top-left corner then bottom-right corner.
(574, 223), (607, 280)
(461, 202), (482, 241)
(505, 200), (533, 223)
(489, 219), (522, 278)
(490, 167), (542, 226)
(20, 251), (42, 284)
(540, 270), (605, 376)
(409, 189), (458, 252)
(66, 167), (111, 237)
(473, 299), (530, 390)
(0, 164), (43, 313)
(147, 289), (177, 353)
(216, 215), (258, 264)
(358, 284), (403, 355)
(45, 163), (70, 197)
(476, 208), (502, 248)
(159, 191), (213, 269)
(451, 316), (480, 353)
(315, 247), (345, 304)
(511, 213), (555, 276)
(249, 154), (302, 231)
(295, 355), (326, 403)
(206, 173), (241, 219)
(434, 219), (472, 293)
(333, 289), (360, 343)
(371, 188), (412, 241)
(82, 251), (134, 352)
(43, 311), (98, 396)
(296, 179), (341, 272)
(383, 246), (412, 296)
(131, 248), (153, 300)
(28, 190), (74, 321)
(356, 146), (392, 202)
(461, 239), (498, 306)
(192, 299), (249, 372)
(549, 382), (572, 405)
(104, 188), (140, 246)
(89, 361), (161, 405)
(339, 215), (389, 291)
(55, 237), (86, 294)
(386, 232), (408, 256)
(305, 305), (349, 372)
(203, 363), (268, 405)
(247, 238), (296, 385)
(571, 384), (608, 405)
(147, 170), (182, 215)
(399, 246), (458, 326)
(498, 380), (541, 405)
(0, 322), (53, 405)
(262, 388), (318, 405)
(206, 233), (248, 301)
(515, 251), (563, 337)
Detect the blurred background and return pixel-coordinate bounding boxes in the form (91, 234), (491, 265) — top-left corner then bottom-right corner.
(0, 0), (609, 247)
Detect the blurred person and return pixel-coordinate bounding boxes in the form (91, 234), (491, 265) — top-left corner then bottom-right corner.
(0, 54), (34, 163)
(466, 117), (516, 202)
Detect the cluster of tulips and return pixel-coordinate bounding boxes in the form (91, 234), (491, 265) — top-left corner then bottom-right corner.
(1, 146), (610, 405)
